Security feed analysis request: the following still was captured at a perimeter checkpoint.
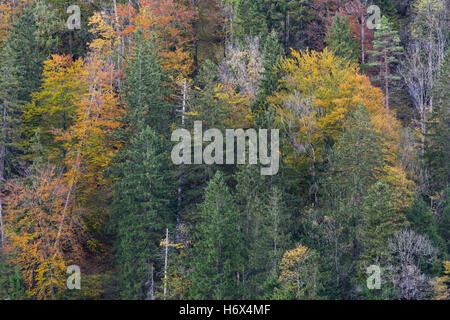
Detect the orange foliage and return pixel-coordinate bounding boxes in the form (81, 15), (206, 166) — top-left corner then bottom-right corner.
(0, 0), (31, 45)
(54, 52), (124, 260)
(124, 0), (196, 77)
(4, 166), (80, 299)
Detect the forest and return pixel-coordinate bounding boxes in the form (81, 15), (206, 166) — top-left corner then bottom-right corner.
(0, 0), (448, 300)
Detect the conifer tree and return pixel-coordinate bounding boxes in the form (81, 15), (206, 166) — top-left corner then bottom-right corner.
(318, 104), (386, 298)
(359, 181), (408, 269)
(111, 126), (175, 300)
(111, 30), (176, 299)
(189, 171), (244, 299)
(234, 0), (268, 40)
(407, 194), (444, 252)
(0, 6), (45, 246)
(367, 15), (403, 109)
(426, 51), (449, 194)
(325, 14), (359, 63)
(0, 5), (45, 177)
(122, 30), (175, 137)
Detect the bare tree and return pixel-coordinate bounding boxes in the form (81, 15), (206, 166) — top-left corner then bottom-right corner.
(218, 36), (264, 101)
(387, 229), (438, 299)
(400, 0), (448, 155)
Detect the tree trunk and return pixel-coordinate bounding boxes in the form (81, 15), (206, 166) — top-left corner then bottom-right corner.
(0, 102), (7, 248)
(147, 262), (154, 300)
(163, 228), (169, 300)
(177, 80), (187, 241)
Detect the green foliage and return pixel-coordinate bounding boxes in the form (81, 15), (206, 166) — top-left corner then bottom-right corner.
(0, 5), (45, 177)
(0, 262), (27, 300)
(359, 181), (408, 267)
(122, 30), (175, 137)
(426, 51), (450, 193)
(407, 194), (444, 251)
(234, 165), (290, 298)
(110, 31), (176, 299)
(189, 171), (244, 299)
(234, 0), (268, 40)
(438, 186), (450, 257)
(111, 126), (175, 300)
(367, 15), (403, 108)
(325, 14), (359, 63)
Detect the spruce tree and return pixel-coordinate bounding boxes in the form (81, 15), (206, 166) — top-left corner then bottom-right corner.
(253, 30), (284, 128)
(359, 181), (408, 268)
(318, 104), (386, 298)
(232, 164), (292, 299)
(234, 0), (268, 40)
(122, 30), (175, 137)
(111, 126), (175, 300)
(189, 171), (244, 299)
(0, 5), (45, 178)
(407, 194), (443, 251)
(111, 30), (176, 299)
(325, 14), (359, 63)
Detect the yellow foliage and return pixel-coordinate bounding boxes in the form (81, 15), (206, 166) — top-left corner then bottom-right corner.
(432, 261), (450, 300)
(271, 48), (402, 167)
(381, 165), (415, 211)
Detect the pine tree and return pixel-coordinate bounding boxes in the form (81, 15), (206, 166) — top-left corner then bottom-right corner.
(367, 15), (403, 109)
(189, 171), (244, 299)
(325, 14), (359, 63)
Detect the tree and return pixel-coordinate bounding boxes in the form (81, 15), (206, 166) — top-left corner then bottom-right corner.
(0, 0), (32, 47)
(277, 244), (320, 299)
(317, 104), (388, 298)
(111, 126), (175, 300)
(0, 5), (44, 104)
(121, 30), (175, 137)
(271, 48), (401, 209)
(111, 30), (176, 299)
(252, 29), (283, 127)
(367, 15), (403, 109)
(337, 0), (375, 65)
(425, 50), (449, 193)
(234, 165), (290, 299)
(325, 13), (359, 63)
(234, 0), (268, 40)
(4, 166), (78, 299)
(130, 0), (196, 78)
(406, 194), (444, 252)
(189, 171), (244, 299)
(437, 186), (450, 255)
(359, 181), (408, 272)
(0, 3), (46, 176)
(0, 5), (46, 249)
(387, 229), (438, 300)
(401, 0), (447, 157)
(22, 55), (86, 162)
